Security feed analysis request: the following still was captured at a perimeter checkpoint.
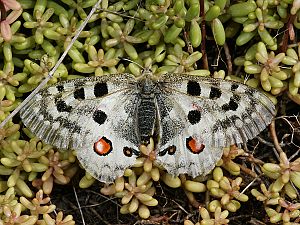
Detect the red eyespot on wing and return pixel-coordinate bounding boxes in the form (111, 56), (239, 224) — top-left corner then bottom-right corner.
(94, 137), (112, 156)
(186, 136), (205, 154)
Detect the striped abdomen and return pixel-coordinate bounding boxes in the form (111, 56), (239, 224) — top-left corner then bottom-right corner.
(137, 96), (156, 144)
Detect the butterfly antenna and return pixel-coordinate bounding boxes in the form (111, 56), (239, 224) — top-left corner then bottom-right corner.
(96, 9), (144, 22)
(118, 57), (145, 70)
(0, 0), (103, 129)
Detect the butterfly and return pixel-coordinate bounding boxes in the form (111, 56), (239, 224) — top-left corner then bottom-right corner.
(20, 69), (275, 183)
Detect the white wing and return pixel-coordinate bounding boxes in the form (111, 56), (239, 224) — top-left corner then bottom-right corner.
(20, 74), (141, 183)
(155, 74), (275, 177)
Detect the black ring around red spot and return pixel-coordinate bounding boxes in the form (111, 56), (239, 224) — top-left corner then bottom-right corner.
(186, 136), (205, 154)
(93, 136), (112, 156)
(123, 147), (133, 157)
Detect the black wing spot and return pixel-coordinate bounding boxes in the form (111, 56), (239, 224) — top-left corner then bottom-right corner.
(231, 83), (239, 91)
(188, 110), (201, 124)
(158, 145), (176, 156)
(93, 110), (107, 125)
(56, 100), (72, 112)
(228, 99), (239, 111)
(94, 82), (108, 97)
(209, 86), (222, 99)
(222, 102), (237, 111)
(187, 81), (201, 96)
(221, 96), (239, 111)
(123, 147), (140, 157)
(166, 145), (176, 155)
(74, 87), (85, 100)
(56, 85), (64, 92)
(123, 147), (133, 157)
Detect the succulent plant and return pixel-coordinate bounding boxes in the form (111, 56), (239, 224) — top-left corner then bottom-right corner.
(184, 206), (230, 225)
(261, 152), (300, 195)
(0, 0), (298, 223)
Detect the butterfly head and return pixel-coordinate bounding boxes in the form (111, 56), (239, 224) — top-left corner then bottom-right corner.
(136, 68), (158, 94)
(140, 67), (153, 78)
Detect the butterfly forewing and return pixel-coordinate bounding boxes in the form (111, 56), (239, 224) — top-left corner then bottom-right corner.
(21, 74), (137, 148)
(158, 73), (275, 145)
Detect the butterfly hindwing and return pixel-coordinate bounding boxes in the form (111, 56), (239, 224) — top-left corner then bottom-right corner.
(154, 73), (275, 177)
(155, 88), (223, 177)
(75, 91), (141, 182)
(20, 74), (141, 183)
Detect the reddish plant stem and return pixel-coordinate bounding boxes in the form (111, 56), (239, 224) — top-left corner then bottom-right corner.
(200, 0), (208, 70)
(237, 163), (258, 178)
(184, 189), (201, 208)
(280, 14), (296, 53)
(180, 174), (201, 208)
(246, 154), (265, 165)
(224, 42), (232, 75)
(0, 1), (7, 21)
(269, 120), (284, 155)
